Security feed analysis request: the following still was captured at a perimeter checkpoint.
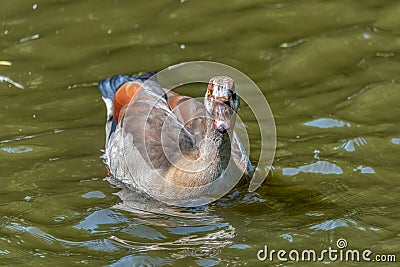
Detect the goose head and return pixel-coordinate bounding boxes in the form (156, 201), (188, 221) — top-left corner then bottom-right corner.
(205, 76), (240, 134)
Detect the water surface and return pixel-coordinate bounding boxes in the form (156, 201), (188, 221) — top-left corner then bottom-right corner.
(0, 0), (399, 266)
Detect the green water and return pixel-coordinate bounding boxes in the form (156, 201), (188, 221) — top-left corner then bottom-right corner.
(1, 0), (399, 266)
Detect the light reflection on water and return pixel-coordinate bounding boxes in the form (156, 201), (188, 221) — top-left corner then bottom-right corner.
(304, 118), (351, 129)
(282, 161), (343, 176)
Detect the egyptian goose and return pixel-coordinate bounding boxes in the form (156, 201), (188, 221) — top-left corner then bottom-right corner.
(99, 72), (253, 206)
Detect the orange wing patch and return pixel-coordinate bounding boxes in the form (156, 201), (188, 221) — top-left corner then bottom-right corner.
(113, 82), (143, 122)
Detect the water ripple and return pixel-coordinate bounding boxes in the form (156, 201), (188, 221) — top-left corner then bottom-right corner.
(0, 75), (24, 89)
(283, 161), (343, 176)
(304, 118), (351, 129)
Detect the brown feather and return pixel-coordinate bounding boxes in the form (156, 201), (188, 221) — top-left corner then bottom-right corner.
(113, 82), (143, 122)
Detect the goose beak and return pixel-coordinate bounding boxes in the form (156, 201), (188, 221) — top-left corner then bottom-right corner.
(212, 101), (233, 134)
(214, 119), (231, 134)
